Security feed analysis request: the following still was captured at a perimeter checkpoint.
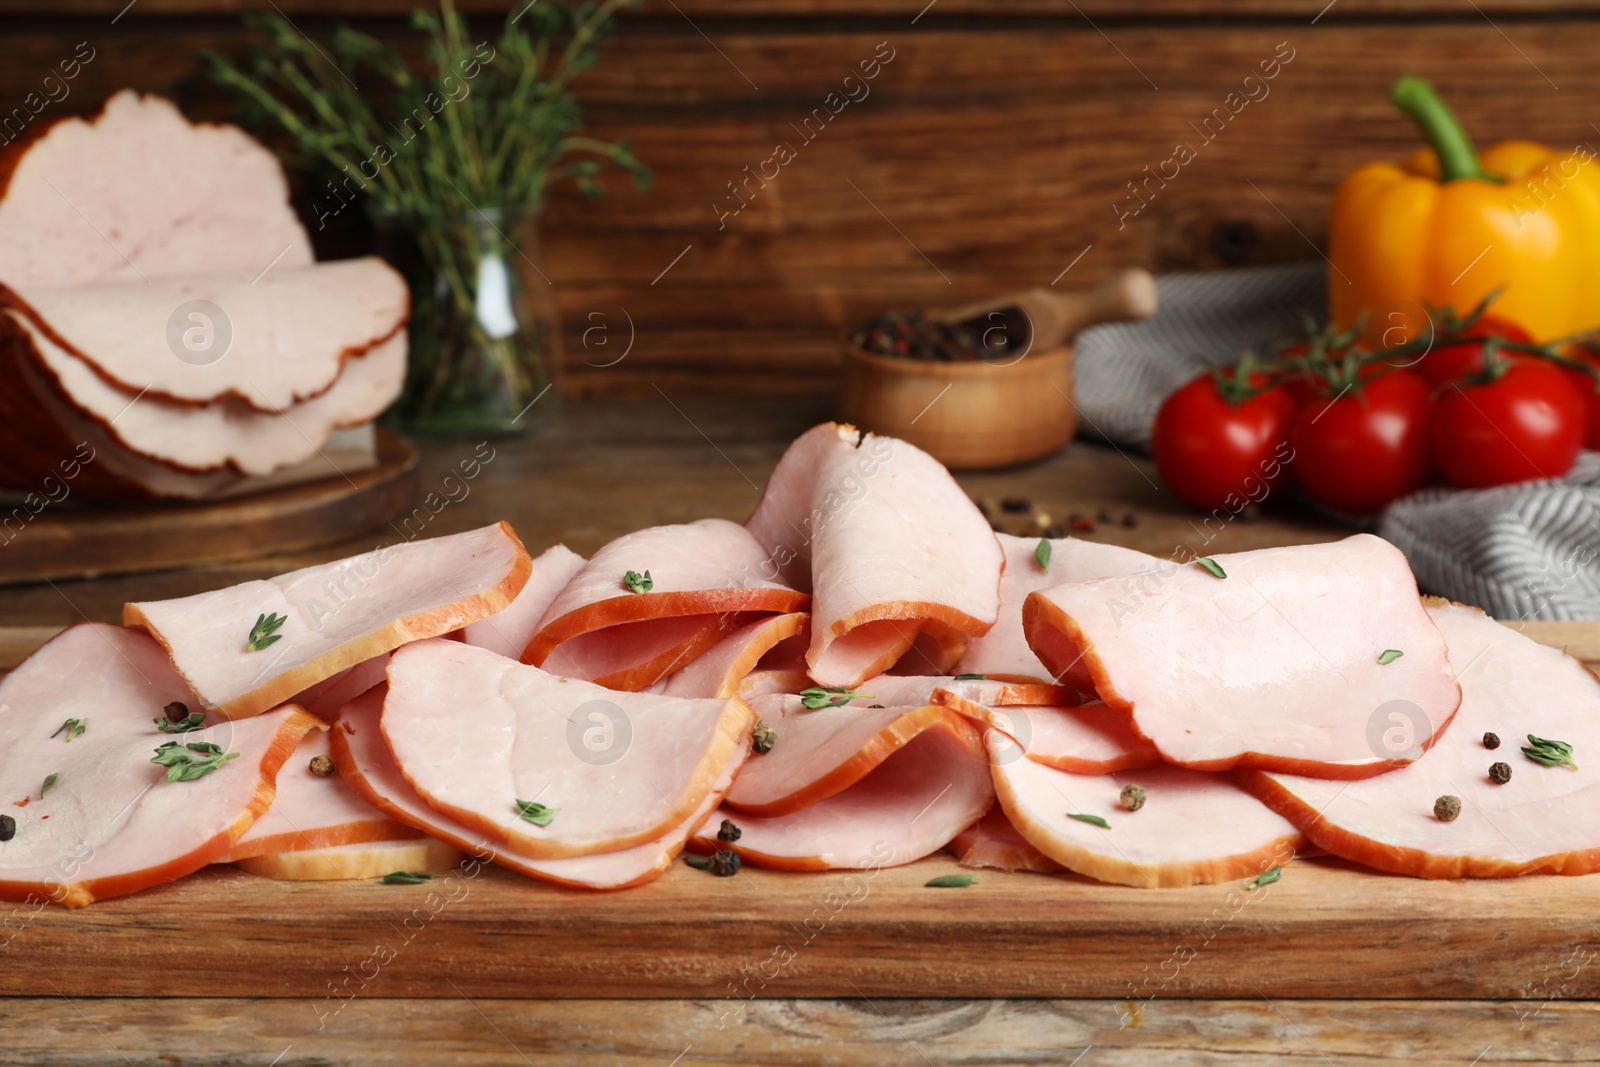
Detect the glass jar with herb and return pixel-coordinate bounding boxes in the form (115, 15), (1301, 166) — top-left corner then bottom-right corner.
(207, 0), (649, 438)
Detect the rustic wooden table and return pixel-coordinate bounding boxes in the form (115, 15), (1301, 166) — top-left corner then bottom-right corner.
(7, 394), (1599, 1066)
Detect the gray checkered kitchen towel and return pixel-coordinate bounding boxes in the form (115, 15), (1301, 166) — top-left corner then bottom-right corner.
(1072, 261), (1600, 620)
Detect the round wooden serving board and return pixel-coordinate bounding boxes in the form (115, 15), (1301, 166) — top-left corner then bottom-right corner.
(0, 430), (420, 586)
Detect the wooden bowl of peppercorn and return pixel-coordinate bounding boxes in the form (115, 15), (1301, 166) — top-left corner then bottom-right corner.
(837, 270), (1158, 469)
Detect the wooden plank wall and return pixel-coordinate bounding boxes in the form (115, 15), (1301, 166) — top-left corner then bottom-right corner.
(0, 1), (1597, 394)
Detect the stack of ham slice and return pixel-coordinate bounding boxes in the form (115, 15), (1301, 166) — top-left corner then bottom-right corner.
(0, 90), (408, 500)
(6, 423), (1600, 905)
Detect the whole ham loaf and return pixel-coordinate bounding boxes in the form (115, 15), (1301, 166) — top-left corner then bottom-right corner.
(0, 91), (312, 288)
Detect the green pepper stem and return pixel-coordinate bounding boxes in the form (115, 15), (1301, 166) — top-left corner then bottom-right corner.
(1391, 76), (1498, 184)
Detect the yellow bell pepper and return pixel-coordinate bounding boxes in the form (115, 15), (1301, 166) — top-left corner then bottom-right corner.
(1328, 76), (1600, 344)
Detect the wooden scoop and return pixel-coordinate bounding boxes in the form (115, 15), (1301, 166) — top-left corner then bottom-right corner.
(931, 269), (1160, 356)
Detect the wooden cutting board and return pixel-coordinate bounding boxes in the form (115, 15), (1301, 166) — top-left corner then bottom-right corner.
(0, 430), (419, 585)
(0, 619), (1596, 1002)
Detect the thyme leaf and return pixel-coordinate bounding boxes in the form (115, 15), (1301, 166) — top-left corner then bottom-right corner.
(953, 673), (987, 681)
(247, 612), (287, 652)
(1035, 538), (1052, 572)
(1377, 649), (1404, 665)
(151, 741), (240, 783)
(40, 773), (59, 798)
(155, 713), (207, 733)
(1522, 734), (1578, 770)
(925, 874), (977, 888)
(1195, 557), (1227, 579)
(1247, 865), (1282, 890)
(51, 719), (86, 742)
(799, 686), (871, 710)
(380, 871), (433, 885)
(514, 798), (558, 827)
(1067, 812), (1110, 829)
(623, 569), (653, 594)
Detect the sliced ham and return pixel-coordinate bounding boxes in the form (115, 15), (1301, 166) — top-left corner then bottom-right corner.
(3, 257), (408, 411)
(0, 91), (312, 289)
(381, 639), (754, 858)
(463, 544), (586, 659)
(217, 729), (412, 862)
(1241, 601), (1600, 879)
(947, 809), (1063, 873)
(954, 533), (1158, 684)
(0, 321), (377, 498)
(11, 312), (406, 476)
(724, 694), (979, 817)
(124, 522), (532, 720)
(739, 667), (813, 700)
(0, 623), (318, 907)
(291, 654), (394, 721)
(989, 731), (1303, 888)
(524, 519), (807, 690)
(863, 674), (1076, 710)
(235, 836), (463, 882)
(932, 690), (1161, 774)
(745, 423), (1003, 688)
(694, 715), (992, 871)
(1024, 534), (1462, 778)
(654, 613), (809, 698)
(334, 686), (744, 890)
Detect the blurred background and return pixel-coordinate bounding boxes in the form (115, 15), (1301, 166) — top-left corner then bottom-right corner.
(3, 0), (1579, 396)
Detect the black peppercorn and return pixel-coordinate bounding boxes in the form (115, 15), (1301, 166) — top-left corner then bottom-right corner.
(1434, 795), (1462, 822)
(308, 755), (334, 778)
(1489, 761), (1512, 784)
(1483, 732), (1501, 750)
(687, 850), (741, 877)
(0, 814), (13, 842)
(751, 720), (776, 755)
(717, 819), (741, 843)
(164, 701), (189, 723)
(1000, 497), (1031, 514)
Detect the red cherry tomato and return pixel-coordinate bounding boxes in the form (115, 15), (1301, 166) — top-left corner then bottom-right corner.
(1152, 370), (1296, 512)
(1410, 314), (1535, 389)
(1289, 370), (1434, 514)
(1560, 352), (1600, 451)
(1430, 362), (1586, 488)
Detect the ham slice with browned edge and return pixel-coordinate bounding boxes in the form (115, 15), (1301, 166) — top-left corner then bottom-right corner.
(724, 693), (987, 818)
(334, 687), (745, 890)
(0, 319), (378, 498)
(236, 837), (464, 882)
(653, 613), (809, 698)
(381, 639), (755, 859)
(1024, 534), (1462, 778)
(863, 674), (1077, 710)
(3, 257), (408, 411)
(693, 711), (992, 871)
(953, 533), (1158, 685)
(0, 624), (319, 907)
(932, 690), (1161, 774)
(1241, 601), (1600, 879)
(463, 544), (586, 660)
(0, 91), (313, 289)
(989, 732), (1303, 888)
(745, 423), (1004, 688)
(947, 809), (1063, 873)
(523, 519), (808, 691)
(124, 522), (533, 720)
(10, 312), (404, 475)
(217, 729), (414, 862)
